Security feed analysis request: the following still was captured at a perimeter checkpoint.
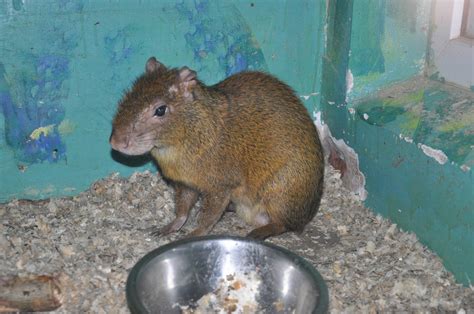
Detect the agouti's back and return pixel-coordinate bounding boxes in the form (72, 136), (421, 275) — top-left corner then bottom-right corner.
(214, 72), (324, 232)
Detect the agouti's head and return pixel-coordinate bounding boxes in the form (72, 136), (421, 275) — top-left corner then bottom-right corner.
(110, 57), (201, 156)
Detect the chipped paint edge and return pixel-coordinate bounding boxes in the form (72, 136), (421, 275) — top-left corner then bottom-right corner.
(399, 134), (473, 172)
(299, 92), (319, 101)
(314, 111), (368, 201)
(417, 143), (448, 165)
(399, 134), (449, 165)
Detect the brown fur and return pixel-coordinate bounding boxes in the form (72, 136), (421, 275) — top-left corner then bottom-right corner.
(110, 57), (324, 240)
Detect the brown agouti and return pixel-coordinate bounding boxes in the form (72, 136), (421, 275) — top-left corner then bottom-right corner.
(110, 57), (324, 240)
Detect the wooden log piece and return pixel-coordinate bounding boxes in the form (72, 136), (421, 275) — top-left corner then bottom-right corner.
(0, 275), (63, 312)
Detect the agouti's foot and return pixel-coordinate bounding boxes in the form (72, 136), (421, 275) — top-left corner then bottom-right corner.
(184, 226), (211, 239)
(246, 223), (287, 240)
(149, 216), (187, 237)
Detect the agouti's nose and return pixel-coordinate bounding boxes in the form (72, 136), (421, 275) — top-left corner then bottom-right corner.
(109, 130), (129, 151)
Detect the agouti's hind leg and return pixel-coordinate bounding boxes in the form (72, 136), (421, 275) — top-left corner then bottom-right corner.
(247, 223), (287, 240)
(151, 183), (199, 236)
(187, 191), (231, 237)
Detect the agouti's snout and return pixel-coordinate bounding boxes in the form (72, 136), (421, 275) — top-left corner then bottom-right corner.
(109, 129), (129, 153)
(110, 121), (155, 156)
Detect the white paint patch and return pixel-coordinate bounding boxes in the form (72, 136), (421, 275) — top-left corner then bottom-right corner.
(417, 143), (448, 165)
(363, 113), (369, 120)
(460, 164), (471, 172)
(314, 111), (368, 201)
(399, 134), (414, 143)
(328, 101), (336, 105)
(346, 69), (354, 95)
(398, 134), (453, 167)
(299, 92), (319, 101)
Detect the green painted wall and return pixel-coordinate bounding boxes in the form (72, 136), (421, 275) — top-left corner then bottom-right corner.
(347, 0), (430, 102)
(353, 80), (474, 285)
(0, 0), (326, 201)
(322, 0), (473, 285)
(356, 80), (474, 170)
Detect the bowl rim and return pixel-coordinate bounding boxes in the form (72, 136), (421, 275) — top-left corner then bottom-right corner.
(126, 235), (329, 314)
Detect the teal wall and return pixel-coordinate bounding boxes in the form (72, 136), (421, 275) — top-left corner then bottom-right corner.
(347, 0), (430, 102)
(0, 0), (326, 201)
(322, 0), (473, 285)
(352, 83), (474, 286)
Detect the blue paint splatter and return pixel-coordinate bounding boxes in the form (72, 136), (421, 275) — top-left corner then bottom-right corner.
(104, 28), (137, 64)
(104, 26), (142, 84)
(175, 0), (267, 77)
(0, 1), (83, 164)
(1, 56), (68, 163)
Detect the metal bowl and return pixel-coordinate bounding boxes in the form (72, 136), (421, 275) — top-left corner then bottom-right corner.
(126, 236), (328, 314)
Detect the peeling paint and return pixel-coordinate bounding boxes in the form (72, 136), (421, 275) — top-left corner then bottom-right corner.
(357, 77), (473, 167)
(346, 69), (354, 95)
(299, 92), (319, 101)
(418, 143), (448, 165)
(460, 164), (471, 172)
(314, 111), (368, 200)
(399, 134), (414, 144)
(332, 0), (473, 287)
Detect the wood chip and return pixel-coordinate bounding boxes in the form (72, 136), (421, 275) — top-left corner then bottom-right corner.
(0, 166), (472, 312)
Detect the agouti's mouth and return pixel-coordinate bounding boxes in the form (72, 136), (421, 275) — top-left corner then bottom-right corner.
(110, 138), (153, 157)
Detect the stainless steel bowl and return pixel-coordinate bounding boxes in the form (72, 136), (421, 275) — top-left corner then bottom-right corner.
(127, 236), (328, 314)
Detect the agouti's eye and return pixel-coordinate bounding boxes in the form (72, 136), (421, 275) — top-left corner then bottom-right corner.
(154, 105), (167, 117)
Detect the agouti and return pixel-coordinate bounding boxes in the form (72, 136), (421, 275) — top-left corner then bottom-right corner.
(110, 57), (324, 240)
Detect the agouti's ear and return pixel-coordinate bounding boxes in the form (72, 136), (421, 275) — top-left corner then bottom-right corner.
(177, 67), (197, 100)
(145, 57), (164, 74)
